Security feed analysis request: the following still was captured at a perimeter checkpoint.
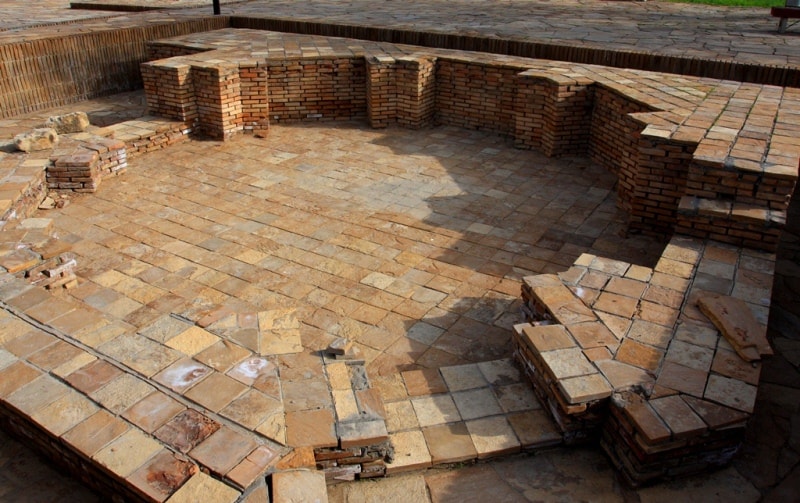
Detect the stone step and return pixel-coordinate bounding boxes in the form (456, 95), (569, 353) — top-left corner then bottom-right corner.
(0, 150), (48, 223)
(676, 195), (784, 251)
(684, 160), (796, 213)
(512, 236), (771, 485)
(380, 360), (563, 473)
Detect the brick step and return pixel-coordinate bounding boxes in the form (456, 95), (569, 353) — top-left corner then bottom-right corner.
(0, 151), (48, 224)
(520, 273), (598, 326)
(601, 390), (749, 487)
(676, 195), (784, 251)
(0, 217), (77, 289)
(684, 160), (796, 213)
(512, 236), (771, 487)
(93, 116), (192, 160)
(47, 135), (127, 192)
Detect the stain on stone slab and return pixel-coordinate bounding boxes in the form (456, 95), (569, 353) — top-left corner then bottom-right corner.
(128, 450), (197, 502)
(154, 409), (220, 453)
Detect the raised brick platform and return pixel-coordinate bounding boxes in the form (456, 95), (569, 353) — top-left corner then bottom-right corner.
(513, 236), (772, 485)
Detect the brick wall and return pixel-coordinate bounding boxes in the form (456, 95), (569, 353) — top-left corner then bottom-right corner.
(628, 136), (696, 237)
(141, 61), (197, 123)
(240, 63), (270, 135)
(675, 197), (784, 251)
(589, 87), (653, 212)
(366, 55), (397, 129)
(515, 71), (594, 157)
(229, 16), (799, 88)
(435, 61), (518, 135)
(0, 18), (227, 119)
(396, 56), (437, 129)
(193, 62), (243, 140)
(266, 58), (366, 123)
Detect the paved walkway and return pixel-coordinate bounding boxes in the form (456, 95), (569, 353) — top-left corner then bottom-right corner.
(224, 0), (800, 69)
(4, 1), (799, 70)
(0, 1), (798, 502)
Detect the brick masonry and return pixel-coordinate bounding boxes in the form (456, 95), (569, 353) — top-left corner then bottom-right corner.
(139, 30), (798, 251)
(513, 238), (771, 485)
(0, 18), (227, 119)
(48, 137), (127, 192)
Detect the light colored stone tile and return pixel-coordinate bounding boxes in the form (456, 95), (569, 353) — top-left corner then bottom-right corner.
(332, 388), (360, 422)
(30, 390), (98, 436)
(423, 422), (477, 464)
(165, 326), (219, 356)
(507, 410), (562, 448)
(520, 324), (576, 353)
(558, 373), (613, 404)
(385, 400), (420, 433)
(650, 395), (707, 439)
(7, 374), (70, 415)
(412, 395), (461, 427)
(51, 351), (96, 379)
(0, 348), (17, 371)
(466, 416), (520, 459)
(385, 430), (431, 474)
(493, 382), (540, 413)
(328, 472), (428, 503)
(452, 387), (503, 420)
(665, 340), (714, 372)
(406, 322), (444, 345)
(595, 359), (655, 389)
(93, 429), (162, 478)
(477, 358), (521, 386)
(90, 373), (155, 414)
(539, 347), (597, 379)
(168, 471), (241, 503)
(440, 363), (487, 391)
(704, 374), (757, 413)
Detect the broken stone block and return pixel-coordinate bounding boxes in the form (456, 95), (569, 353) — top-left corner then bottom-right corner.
(13, 128), (58, 152)
(327, 337), (353, 356)
(335, 345), (362, 361)
(44, 112), (90, 134)
(0, 248), (40, 274)
(38, 197), (57, 210)
(697, 293), (771, 361)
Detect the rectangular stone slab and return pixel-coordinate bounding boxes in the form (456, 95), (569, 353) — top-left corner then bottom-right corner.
(697, 294), (771, 361)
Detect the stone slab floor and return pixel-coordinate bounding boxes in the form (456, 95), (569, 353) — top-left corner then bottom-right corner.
(0, 118), (772, 501)
(55, 122), (664, 375)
